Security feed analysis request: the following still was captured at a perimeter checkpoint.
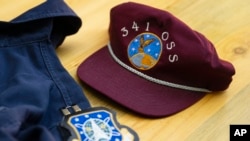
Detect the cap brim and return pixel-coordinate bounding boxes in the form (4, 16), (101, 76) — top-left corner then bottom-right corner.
(77, 46), (206, 117)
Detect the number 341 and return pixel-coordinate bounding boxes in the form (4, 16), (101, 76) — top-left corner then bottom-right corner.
(120, 21), (171, 43)
(121, 21), (150, 37)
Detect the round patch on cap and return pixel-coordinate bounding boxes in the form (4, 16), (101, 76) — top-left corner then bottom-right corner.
(128, 33), (162, 70)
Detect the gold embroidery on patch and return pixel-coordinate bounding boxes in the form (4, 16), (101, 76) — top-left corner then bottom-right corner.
(128, 33), (162, 70)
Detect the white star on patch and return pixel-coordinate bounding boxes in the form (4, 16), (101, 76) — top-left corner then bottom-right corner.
(97, 114), (102, 118)
(74, 118), (79, 122)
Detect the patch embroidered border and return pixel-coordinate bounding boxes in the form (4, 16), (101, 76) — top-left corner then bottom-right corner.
(60, 106), (139, 141)
(128, 32), (162, 70)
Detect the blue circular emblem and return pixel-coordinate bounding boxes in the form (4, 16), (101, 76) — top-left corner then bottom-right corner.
(128, 33), (162, 70)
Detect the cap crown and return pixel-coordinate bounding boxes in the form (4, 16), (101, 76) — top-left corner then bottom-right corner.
(108, 2), (235, 91)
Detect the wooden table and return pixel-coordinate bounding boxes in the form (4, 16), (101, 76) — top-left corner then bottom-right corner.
(1, 0), (249, 140)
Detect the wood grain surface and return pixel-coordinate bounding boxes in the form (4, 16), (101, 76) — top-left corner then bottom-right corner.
(1, 0), (249, 140)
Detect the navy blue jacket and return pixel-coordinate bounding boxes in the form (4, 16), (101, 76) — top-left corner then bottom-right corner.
(0, 0), (90, 140)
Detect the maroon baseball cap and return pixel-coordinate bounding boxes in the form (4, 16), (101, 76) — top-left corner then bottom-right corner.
(77, 2), (235, 117)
